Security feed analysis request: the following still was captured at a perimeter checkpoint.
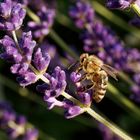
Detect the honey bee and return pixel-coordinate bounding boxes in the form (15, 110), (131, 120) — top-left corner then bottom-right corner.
(76, 53), (118, 103)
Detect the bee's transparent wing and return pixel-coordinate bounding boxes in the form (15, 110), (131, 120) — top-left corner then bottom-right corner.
(102, 64), (118, 81)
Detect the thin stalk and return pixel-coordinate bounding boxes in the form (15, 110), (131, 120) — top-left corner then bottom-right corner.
(131, 3), (140, 17)
(86, 108), (133, 140)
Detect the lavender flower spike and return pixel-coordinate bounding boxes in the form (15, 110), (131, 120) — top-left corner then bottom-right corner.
(69, 0), (94, 29)
(37, 66), (66, 109)
(0, 101), (39, 140)
(33, 47), (51, 72)
(0, 0), (26, 31)
(0, 31), (41, 87)
(28, 6), (55, 38)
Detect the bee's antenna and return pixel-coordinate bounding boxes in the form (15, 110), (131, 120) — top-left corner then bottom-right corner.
(68, 61), (79, 70)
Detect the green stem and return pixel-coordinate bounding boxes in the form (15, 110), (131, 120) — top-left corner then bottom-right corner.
(131, 3), (140, 17)
(86, 108), (133, 140)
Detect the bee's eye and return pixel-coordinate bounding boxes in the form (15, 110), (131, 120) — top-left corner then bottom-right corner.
(80, 57), (85, 63)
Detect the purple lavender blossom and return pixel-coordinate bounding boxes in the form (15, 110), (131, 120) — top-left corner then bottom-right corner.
(63, 99), (85, 119)
(69, 0), (94, 28)
(28, 6), (55, 38)
(33, 48), (51, 72)
(0, 31), (51, 87)
(0, 31), (38, 86)
(0, 102), (38, 140)
(70, 72), (92, 106)
(0, 0), (26, 31)
(37, 67), (89, 118)
(37, 66), (66, 109)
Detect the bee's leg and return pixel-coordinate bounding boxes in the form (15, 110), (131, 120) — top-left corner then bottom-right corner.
(76, 66), (83, 73)
(68, 61), (79, 70)
(81, 83), (95, 92)
(77, 73), (87, 82)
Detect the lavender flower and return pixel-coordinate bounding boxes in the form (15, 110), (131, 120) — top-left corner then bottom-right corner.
(69, 0), (94, 28)
(0, 101), (38, 140)
(63, 99), (85, 119)
(28, 6), (55, 38)
(0, 31), (51, 86)
(37, 67), (91, 118)
(0, 0), (26, 31)
(33, 48), (51, 72)
(37, 66), (66, 109)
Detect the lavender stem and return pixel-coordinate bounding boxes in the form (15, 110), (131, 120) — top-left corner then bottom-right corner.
(86, 108), (133, 140)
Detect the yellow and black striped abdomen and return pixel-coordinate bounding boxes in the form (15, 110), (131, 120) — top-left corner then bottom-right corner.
(93, 70), (108, 103)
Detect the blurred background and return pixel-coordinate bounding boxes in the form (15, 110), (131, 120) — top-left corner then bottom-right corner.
(0, 0), (140, 140)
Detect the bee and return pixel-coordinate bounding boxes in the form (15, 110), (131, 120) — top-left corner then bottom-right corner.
(75, 53), (118, 103)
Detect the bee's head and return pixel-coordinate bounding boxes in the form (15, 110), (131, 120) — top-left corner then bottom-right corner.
(88, 55), (103, 72)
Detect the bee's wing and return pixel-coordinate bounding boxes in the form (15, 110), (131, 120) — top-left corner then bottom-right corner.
(102, 64), (118, 81)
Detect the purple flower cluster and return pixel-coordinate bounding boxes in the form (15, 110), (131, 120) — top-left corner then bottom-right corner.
(0, 0), (26, 31)
(0, 31), (51, 87)
(0, 101), (38, 140)
(0, 0), (90, 119)
(28, 6), (55, 38)
(69, 0), (94, 29)
(37, 67), (89, 119)
(69, 0), (140, 102)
